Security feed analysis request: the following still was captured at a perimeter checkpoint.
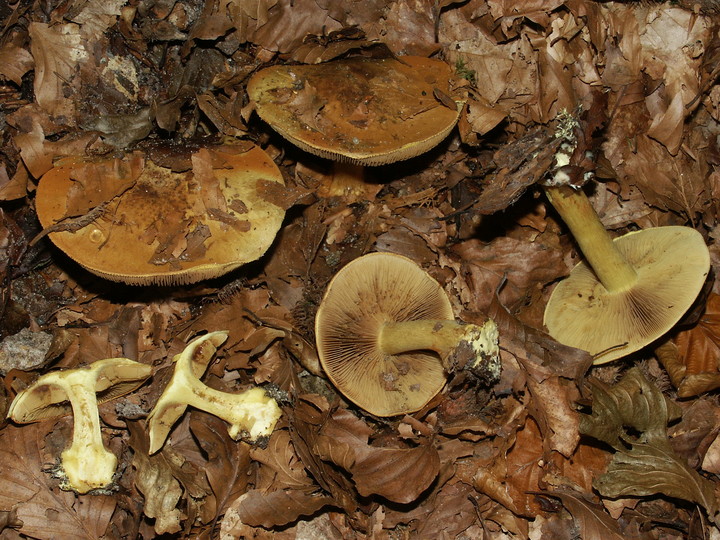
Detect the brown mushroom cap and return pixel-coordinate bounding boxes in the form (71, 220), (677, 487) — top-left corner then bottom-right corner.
(247, 56), (463, 166)
(8, 358), (152, 423)
(315, 252), (452, 416)
(35, 144), (285, 285)
(544, 226), (710, 364)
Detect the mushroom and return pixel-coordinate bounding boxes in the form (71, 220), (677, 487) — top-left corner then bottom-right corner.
(147, 331), (282, 454)
(7, 358), (152, 494)
(542, 125), (710, 363)
(314, 252), (500, 417)
(247, 56), (464, 199)
(34, 143), (285, 285)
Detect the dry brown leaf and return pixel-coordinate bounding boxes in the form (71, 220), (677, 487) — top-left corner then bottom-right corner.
(0, 41), (34, 86)
(288, 395), (358, 513)
(250, 429), (317, 493)
(538, 489), (632, 540)
(231, 489), (335, 528)
(0, 423), (115, 539)
(473, 416), (545, 517)
(29, 22), (86, 122)
(249, 0), (341, 53)
(673, 293), (720, 397)
(316, 409), (440, 504)
(452, 235), (566, 313)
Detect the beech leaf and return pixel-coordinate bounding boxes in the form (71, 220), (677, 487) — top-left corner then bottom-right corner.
(0, 423), (115, 540)
(316, 409), (440, 504)
(580, 368), (719, 523)
(594, 441), (719, 521)
(232, 489), (334, 528)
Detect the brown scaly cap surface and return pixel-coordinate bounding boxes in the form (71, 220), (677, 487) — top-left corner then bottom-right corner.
(247, 56), (464, 166)
(35, 144), (285, 285)
(544, 226), (710, 364)
(315, 252), (452, 417)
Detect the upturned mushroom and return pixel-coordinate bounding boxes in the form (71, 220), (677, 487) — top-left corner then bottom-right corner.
(34, 143), (286, 285)
(7, 358), (152, 494)
(147, 331), (282, 454)
(315, 252), (500, 417)
(542, 118), (710, 364)
(247, 56), (464, 199)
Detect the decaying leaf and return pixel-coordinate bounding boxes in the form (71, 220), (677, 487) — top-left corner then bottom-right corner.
(128, 421), (186, 535)
(580, 368), (719, 524)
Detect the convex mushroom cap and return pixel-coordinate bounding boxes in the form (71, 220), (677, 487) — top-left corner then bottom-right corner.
(35, 143), (285, 285)
(315, 252), (500, 417)
(247, 56), (464, 197)
(7, 358), (152, 494)
(147, 331), (282, 454)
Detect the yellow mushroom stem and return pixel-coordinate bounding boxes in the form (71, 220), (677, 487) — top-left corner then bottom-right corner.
(147, 331), (282, 455)
(378, 318), (499, 372)
(544, 185), (638, 293)
(159, 366), (279, 441)
(57, 375), (118, 494)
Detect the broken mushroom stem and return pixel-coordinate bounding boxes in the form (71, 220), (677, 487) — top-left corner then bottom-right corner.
(147, 331), (282, 455)
(544, 184), (637, 293)
(162, 357), (277, 441)
(6, 357), (152, 494)
(379, 318), (500, 374)
(57, 373), (118, 493)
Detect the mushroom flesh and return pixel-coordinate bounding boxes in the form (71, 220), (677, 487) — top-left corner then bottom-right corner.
(147, 331), (282, 454)
(7, 358), (152, 493)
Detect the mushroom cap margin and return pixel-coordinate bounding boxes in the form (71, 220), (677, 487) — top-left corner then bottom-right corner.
(315, 252), (452, 416)
(543, 226), (710, 364)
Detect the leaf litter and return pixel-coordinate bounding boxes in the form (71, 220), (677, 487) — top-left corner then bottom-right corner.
(1, 0), (720, 538)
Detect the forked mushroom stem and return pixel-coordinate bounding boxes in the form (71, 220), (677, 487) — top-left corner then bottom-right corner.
(59, 374), (118, 494)
(544, 185), (638, 293)
(378, 318), (499, 372)
(147, 331), (282, 455)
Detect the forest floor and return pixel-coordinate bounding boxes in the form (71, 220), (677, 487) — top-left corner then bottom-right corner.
(1, 0), (720, 538)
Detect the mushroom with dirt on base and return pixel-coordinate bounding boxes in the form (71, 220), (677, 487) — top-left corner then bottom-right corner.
(146, 331), (282, 454)
(542, 113), (711, 364)
(314, 252), (500, 417)
(7, 357), (152, 494)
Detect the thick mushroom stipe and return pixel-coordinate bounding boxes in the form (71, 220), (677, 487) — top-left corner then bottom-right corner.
(7, 358), (151, 493)
(315, 252), (500, 417)
(544, 225), (710, 364)
(147, 331), (282, 454)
